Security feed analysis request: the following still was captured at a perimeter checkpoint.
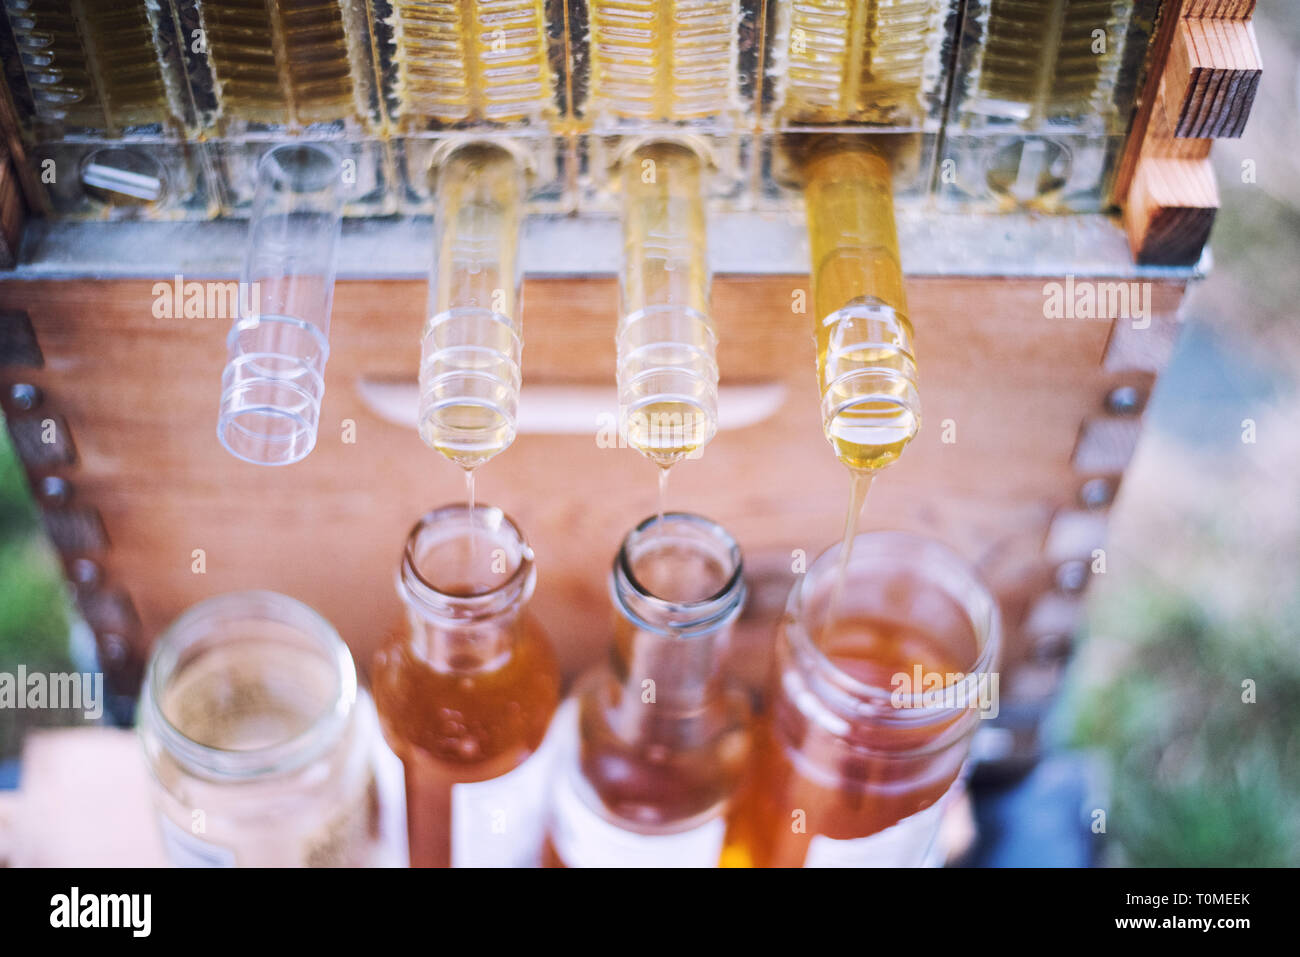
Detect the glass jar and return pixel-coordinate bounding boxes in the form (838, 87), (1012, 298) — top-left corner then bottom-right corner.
(724, 531), (1001, 867)
(545, 512), (750, 868)
(138, 591), (387, 867)
(372, 504), (560, 867)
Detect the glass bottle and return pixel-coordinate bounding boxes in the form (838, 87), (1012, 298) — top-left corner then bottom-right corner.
(545, 512), (750, 867)
(372, 503), (560, 867)
(138, 591), (393, 867)
(724, 531), (1001, 867)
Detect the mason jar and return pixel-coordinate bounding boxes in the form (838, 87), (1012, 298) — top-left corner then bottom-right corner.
(139, 591), (389, 867)
(724, 531), (1001, 867)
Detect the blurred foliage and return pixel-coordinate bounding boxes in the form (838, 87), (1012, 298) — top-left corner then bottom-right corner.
(0, 411), (76, 758)
(1065, 584), (1300, 867)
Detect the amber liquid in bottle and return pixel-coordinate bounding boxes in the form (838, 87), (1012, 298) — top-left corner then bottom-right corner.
(543, 513), (749, 868)
(373, 615), (557, 867)
(371, 507), (559, 867)
(541, 622), (752, 868)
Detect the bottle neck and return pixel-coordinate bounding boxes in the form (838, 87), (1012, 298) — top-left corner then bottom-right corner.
(397, 504), (536, 674)
(606, 512), (745, 723)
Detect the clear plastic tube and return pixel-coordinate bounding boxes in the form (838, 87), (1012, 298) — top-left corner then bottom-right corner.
(616, 140), (719, 469)
(805, 137), (920, 473)
(418, 142), (525, 469)
(218, 143), (343, 466)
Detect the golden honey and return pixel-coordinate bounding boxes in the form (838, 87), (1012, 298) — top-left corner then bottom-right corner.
(586, 0), (738, 121)
(8, 1), (171, 132)
(616, 140), (718, 470)
(779, 0), (945, 125)
(390, 0), (555, 126)
(200, 0), (358, 126)
(805, 138), (920, 474)
(972, 0), (1130, 124)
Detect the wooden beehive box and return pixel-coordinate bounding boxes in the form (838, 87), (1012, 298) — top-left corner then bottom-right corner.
(0, 0), (1261, 769)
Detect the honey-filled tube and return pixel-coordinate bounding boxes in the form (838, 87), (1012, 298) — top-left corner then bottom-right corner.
(616, 140), (719, 471)
(419, 142), (527, 474)
(805, 136), (921, 475)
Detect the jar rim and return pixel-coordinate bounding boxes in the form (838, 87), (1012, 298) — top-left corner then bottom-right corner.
(140, 590), (356, 781)
(787, 530), (1001, 722)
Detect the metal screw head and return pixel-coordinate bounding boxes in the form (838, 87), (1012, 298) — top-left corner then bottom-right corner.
(1078, 477), (1115, 510)
(8, 382), (42, 411)
(97, 631), (129, 667)
(38, 475), (72, 506)
(1055, 559), (1089, 594)
(1033, 632), (1074, 664)
(69, 557), (102, 588)
(1105, 385), (1143, 417)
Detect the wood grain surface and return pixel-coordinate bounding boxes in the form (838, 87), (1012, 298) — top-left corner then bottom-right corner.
(0, 274), (1187, 716)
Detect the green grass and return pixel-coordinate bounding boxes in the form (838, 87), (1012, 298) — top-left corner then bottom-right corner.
(0, 412), (77, 757)
(1063, 551), (1300, 867)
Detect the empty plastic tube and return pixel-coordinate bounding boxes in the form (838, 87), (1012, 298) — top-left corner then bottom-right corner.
(218, 143), (343, 466)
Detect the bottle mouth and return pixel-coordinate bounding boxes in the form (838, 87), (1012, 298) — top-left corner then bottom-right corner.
(140, 591), (356, 781)
(612, 512), (746, 638)
(788, 531), (1001, 723)
(398, 503), (536, 621)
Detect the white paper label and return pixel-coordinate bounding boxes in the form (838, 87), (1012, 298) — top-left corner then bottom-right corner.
(548, 765), (726, 868)
(362, 690), (410, 868)
(450, 713), (560, 868)
(804, 793), (950, 868)
(159, 814), (236, 868)
(545, 698), (725, 868)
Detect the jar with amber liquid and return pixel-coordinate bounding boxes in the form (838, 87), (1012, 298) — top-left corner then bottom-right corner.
(724, 532), (1000, 867)
(372, 504), (560, 867)
(544, 512), (750, 867)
